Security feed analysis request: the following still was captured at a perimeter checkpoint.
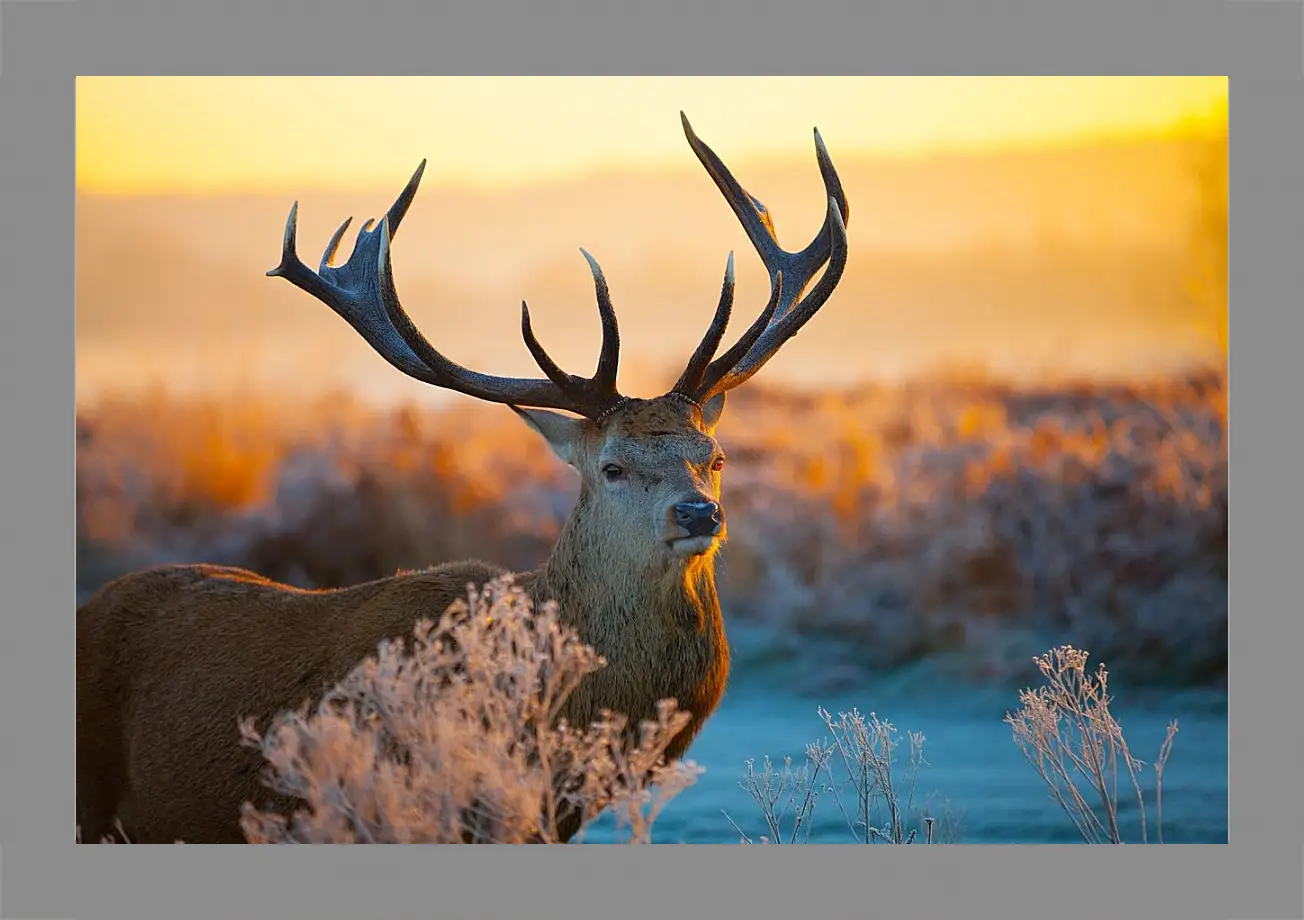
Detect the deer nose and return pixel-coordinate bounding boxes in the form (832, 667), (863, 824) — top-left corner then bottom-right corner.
(674, 500), (723, 538)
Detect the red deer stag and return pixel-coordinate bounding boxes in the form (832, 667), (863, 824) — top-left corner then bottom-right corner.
(76, 113), (849, 843)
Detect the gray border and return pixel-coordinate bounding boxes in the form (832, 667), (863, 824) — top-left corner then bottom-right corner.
(1, 0), (1289, 917)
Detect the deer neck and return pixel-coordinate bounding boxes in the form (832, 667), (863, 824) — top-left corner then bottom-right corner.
(532, 508), (723, 649)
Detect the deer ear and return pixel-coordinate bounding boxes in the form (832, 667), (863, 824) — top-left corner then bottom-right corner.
(699, 392), (727, 432)
(512, 407), (586, 468)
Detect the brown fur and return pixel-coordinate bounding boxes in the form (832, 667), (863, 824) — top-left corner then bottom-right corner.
(77, 395), (732, 844)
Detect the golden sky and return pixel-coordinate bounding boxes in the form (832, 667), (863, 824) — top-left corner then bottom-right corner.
(76, 76), (1226, 195)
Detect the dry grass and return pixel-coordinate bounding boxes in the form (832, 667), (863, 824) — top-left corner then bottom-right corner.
(722, 371), (1226, 688)
(724, 707), (963, 845)
(1005, 645), (1178, 844)
(76, 366), (1228, 693)
(237, 577), (700, 844)
(73, 373), (1222, 844)
(727, 644), (1178, 845)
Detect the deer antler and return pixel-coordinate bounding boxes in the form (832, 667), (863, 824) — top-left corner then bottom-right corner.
(672, 112), (850, 404)
(267, 160), (626, 420)
(269, 115), (847, 420)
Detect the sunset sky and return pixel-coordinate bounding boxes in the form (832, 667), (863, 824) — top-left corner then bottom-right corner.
(76, 76), (1227, 195)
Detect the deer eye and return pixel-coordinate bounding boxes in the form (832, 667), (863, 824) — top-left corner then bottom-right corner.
(710, 456), (726, 472)
(602, 463), (625, 481)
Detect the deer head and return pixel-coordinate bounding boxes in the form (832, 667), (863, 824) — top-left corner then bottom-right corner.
(267, 113), (849, 576)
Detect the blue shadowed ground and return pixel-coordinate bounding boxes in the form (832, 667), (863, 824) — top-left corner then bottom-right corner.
(583, 648), (1228, 844)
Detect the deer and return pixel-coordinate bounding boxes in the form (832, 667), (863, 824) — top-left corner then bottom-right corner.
(76, 113), (849, 844)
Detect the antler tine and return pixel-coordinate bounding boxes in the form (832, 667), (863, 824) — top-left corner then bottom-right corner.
(266, 165), (441, 386)
(520, 300), (574, 391)
(696, 271), (785, 400)
(699, 199), (847, 399)
(676, 115), (851, 402)
(517, 249), (626, 414)
(580, 248), (622, 396)
(672, 252), (736, 396)
(268, 162), (626, 419)
(681, 113), (849, 313)
(374, 217), (630, 417)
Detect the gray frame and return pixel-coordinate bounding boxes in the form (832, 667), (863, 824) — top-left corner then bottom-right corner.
(1, 0), (1286, 918)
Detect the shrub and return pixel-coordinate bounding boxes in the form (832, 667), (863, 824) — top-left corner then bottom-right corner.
(238, 578), (701, 844)
(1005, 645), (1178, 844)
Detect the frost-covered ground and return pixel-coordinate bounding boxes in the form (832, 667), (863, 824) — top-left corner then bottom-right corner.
(583, 670), (1228, 844)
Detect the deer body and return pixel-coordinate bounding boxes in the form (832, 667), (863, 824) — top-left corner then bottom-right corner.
(77, 560), (727, 844)
(77, 114), (849, 843)
(78, 561), (506, 843)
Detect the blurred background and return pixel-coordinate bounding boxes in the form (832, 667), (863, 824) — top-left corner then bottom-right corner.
(76, 76), (1228, 843)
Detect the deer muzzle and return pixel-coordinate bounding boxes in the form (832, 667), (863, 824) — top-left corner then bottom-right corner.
(673, 500), (723, 539)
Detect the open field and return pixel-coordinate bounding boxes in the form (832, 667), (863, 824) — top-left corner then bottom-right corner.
(77, 366), (1226, 693)
(76, 84), (1227, 842)
(76, 367), (1227, 843)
